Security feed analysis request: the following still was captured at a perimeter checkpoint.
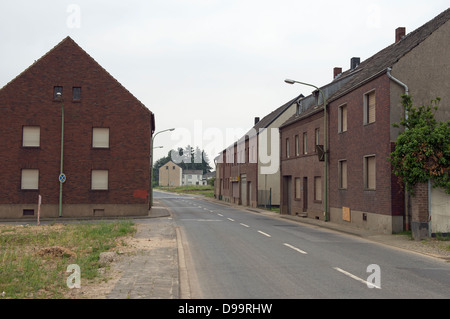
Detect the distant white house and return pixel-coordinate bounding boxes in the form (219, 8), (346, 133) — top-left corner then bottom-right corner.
(182, 170), (204, 185)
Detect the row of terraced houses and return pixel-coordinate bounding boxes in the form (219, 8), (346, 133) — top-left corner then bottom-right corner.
(215, 9), (450, 239)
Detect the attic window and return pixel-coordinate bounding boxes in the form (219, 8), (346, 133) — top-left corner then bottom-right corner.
(54, 86), (63, 99)
(73, 87), (81, 101)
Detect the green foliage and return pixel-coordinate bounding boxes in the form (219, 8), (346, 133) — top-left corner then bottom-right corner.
(152, 145), (212, 182)
(390, 95), (450, 194)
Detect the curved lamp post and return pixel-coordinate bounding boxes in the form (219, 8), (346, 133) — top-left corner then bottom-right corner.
(150, 128), (175, 207)
(285, 79), (328, 222)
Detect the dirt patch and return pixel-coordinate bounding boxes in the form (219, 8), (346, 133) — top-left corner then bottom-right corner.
(38, 246), (77, 258)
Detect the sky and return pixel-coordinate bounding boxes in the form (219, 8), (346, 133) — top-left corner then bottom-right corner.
(1, 0), (449, 165)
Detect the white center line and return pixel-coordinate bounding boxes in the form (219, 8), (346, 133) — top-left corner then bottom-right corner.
(283, 243), (308, 255)
(333, 267), (381, 289)
(217, 213), (223, 217)
(240, 223), (250, 228)
(227, 218), (235, 222)
(258, 230), (271, 237)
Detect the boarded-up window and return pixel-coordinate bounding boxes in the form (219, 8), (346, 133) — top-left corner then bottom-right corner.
(365, 91), (376, 124)
(23, 126), (40, 147)
(92, 170), (108, 190)
(92, 128), (110, 148)
(364, 156), (376, 190)
(303, 133), (308, 155)
(314, 177), (322, 201)
(286, 138), (290, 158)
(21, 169), (39, 190)
(315, 128), (320, 147)
(295, 178), (301, 199)
(339, 104), (347, 132)
(339, 160), (348, 189)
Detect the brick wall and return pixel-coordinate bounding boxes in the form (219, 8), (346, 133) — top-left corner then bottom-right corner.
(0, 37), (153, 217)
(329, 74), (402, 228)
(280, 110), (325, 219)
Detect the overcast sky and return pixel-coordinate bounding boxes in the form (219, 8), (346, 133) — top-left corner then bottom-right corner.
(1, 1), (448, 164)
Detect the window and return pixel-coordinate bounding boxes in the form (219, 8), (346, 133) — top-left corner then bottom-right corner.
(295, 135), (299, 156)
(73, 87), (81, 100)
(91, 170), (108, 190)
(338, 104), (348, 132)
(364, 91), (376, 124)
(21, 169), (39, 190)
(314, 177), (322, 201)
(303, 133), (308, 155)
(286, 138), (290, 158)
(315, 128), (320, 148)
(339, 160), (348, 189)
(92, 128), (109, 148)
(364, 156), (376, 190)
(295, 178), (301, 199)
(54, 86), (63, 99)
(22, 126), (40, 147)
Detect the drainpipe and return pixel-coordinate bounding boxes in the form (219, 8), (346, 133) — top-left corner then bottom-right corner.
(387, 67), (410, 231)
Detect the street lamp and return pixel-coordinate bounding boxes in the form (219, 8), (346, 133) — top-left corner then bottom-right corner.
(56, 92), (65, 217)
(150, 128), (175, 207)
(285, 79), (329, 222)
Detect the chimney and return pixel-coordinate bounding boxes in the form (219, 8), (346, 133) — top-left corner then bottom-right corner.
(254, 117), (260, 125)
(351, 57), (360, 70)
(396, 27), (406, 43)
(333, 67), (342, 79)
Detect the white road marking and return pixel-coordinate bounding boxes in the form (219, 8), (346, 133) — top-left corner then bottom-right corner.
(333, 267), (381, 289)
(258, 230), (271, 237)
(217, 213), (223, 217)
(240, 223), (250, 228)
(227, 218), (235, 222)
(283, 243), (308, 255)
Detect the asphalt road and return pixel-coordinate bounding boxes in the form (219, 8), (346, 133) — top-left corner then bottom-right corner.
(155, 191), (450, 299)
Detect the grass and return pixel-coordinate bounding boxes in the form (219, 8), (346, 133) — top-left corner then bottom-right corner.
(0, 220), (136, 299)
(157, 185), (215, 198)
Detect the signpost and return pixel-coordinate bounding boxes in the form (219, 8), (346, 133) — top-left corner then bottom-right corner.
(37, 195), (42, 226)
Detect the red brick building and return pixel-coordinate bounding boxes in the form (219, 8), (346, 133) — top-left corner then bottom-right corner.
(0, 37), (155, 219)
(280, 9), (450, 235)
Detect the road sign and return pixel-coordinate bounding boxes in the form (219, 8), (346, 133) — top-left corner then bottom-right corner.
(59, 173), (67, 184)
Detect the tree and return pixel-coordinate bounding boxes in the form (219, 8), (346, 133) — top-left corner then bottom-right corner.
(390, 95), (450, 194)
(152, 146), (213, 184)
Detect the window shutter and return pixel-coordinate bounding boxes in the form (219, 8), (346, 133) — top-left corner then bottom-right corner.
(342, 105), (348, 132)
(368, 92), (376, 123)
(93, 128), (110, 148)
(367, 157), (376, 189)
(314, 177), (322, 201)
(22, 169), (39, 190)
(23, 126), (40, 147)
(340, 161), (348, 189)
(295, 178), (301, 199)
(92, 170), (108, 190)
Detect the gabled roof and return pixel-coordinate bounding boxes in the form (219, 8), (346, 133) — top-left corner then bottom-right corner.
(280, 7), (450, 130)
(1, 36), (153, 118)
(328, 7), (450, 103)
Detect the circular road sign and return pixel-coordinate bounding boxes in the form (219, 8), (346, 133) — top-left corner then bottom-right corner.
(59, 173), (67, 184)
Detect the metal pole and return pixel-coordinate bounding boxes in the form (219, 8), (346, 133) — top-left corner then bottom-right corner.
(285, 80), (328, 221)
(59, 96), (64, 217)
(150, 128), (175, 207)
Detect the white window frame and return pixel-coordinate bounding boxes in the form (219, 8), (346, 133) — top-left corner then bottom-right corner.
(21, 169), (39, 190)
(91, 170), (109, 190)
(22, 126), (40, 147)
(92, 128), (110, 149)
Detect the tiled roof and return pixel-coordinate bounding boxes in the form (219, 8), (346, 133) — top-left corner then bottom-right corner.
(329, 8), (450, 102)
(280, 7), (450, 130)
